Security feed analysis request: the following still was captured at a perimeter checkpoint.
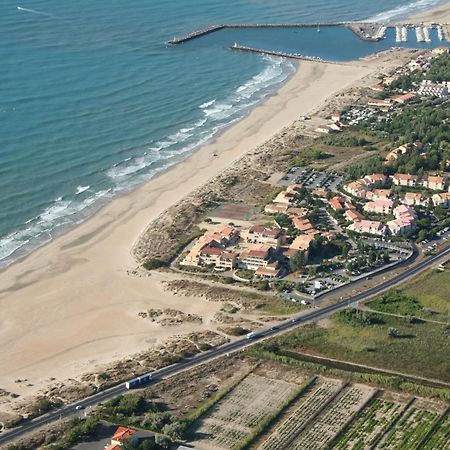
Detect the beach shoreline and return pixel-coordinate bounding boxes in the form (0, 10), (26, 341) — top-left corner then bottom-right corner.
(409, 1), (450, 23)
(0, 56), (379, 408)
(0, 31), (436, 419)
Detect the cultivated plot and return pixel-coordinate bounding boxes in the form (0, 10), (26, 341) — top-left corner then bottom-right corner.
(191, 374), (298, 450)
(334, 397), (406, 449)
(258, 377), (344, 450)
(288, 383), (376, 450)
(422, 414), (450, 450)
(378, 404), (441, 450)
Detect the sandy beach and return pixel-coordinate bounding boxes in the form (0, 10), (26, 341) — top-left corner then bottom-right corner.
(0, 55), (391, 412)
(409, 1), (450, 23)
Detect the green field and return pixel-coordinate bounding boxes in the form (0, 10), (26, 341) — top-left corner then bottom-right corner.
(402, 269), (450, 317)
(266, 309), (450, 382)
(367, 269), (450, 322)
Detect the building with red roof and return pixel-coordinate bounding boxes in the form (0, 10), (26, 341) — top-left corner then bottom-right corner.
(111, 426), (137, 445)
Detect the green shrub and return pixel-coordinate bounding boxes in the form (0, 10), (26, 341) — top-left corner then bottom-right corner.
(143, 258), (167, 270)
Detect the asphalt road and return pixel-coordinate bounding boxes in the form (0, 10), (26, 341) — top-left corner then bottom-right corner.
(1, 245), (449, 447)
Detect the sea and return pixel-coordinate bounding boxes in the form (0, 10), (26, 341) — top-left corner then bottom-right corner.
(0, 0), (447, 267)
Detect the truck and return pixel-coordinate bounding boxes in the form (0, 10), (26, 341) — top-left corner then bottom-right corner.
(125, 373), (153, 390)
(246, 332), (257, 340)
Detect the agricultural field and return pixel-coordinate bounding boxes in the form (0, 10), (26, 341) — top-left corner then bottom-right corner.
(251, 383), (449, 450)
(334, 394), (407, 449)
(378, 403), (441, 449)
(258, 377), (344, 450)
(174, 359), (449, 450)
(288, 384), (376, 450)
(422, 414), (450, 450)
(189, 373), (299, 450)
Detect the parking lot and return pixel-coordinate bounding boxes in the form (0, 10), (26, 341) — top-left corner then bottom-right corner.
(419, 226), (450, 253)
(277, 167), (343, 191)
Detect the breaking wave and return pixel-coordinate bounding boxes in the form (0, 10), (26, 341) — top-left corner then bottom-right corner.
(366, 0), (443, 22)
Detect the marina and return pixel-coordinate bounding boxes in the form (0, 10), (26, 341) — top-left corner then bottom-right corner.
(167, 22), (449, 45)
(167, 22), (349, 44)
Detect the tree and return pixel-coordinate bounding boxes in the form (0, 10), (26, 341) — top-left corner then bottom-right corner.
(417, 229), (428, 242)
(154, 435), (170, 449)
(290, 250), (306, 272)
(162, 421), (184, 440)
(256, 280), (270, 291)
(388, 327), (400, 338)
(368, 250), (377, 265)
(123, 439), (158, 450)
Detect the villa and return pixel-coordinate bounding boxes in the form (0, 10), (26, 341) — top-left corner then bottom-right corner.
(432, 192), (450, 207)
(105, 426), (154, 450)
(328, 196), (356, 212)
(255, 263), (281, 279)
(385, 143), (420, 162)
(392, 173), (419, 187)
(387, 205), (417, 235)
(291, 217), (317, 234)
(238, 246), (274, 270)
(402, 192), (429, 207)
(289, 234), (316, 261)
(345, 209), (364, 222)
(363, 199), (394, 214)
(344, 179), (370, 198)
(421, 175), (447, 191)
(264, 203), (289, 214)
(387, 218), (415, 235)
(182, 226), (239, 267)
(366, 189), (392, 201)
(364, 173), (387, 187)
(348, 220), (387, 236)
(242, 226), (284, 247)
(273, 184), (303, 205)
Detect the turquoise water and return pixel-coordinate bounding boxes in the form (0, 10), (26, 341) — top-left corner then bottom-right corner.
(0, 0), (447, 266)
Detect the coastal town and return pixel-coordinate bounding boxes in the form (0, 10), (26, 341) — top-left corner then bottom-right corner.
(1, 7), (450, 450)
(172, 47), (450, 302)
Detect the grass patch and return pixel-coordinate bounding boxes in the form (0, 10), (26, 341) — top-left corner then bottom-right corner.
(256, 301), (302, 316)
(367, 270), (450, 322)
(368, 290), (424, 316)
(402, 269), (450, 317)
(235, 269), (255, 280)
(258, 311), (450, 382)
